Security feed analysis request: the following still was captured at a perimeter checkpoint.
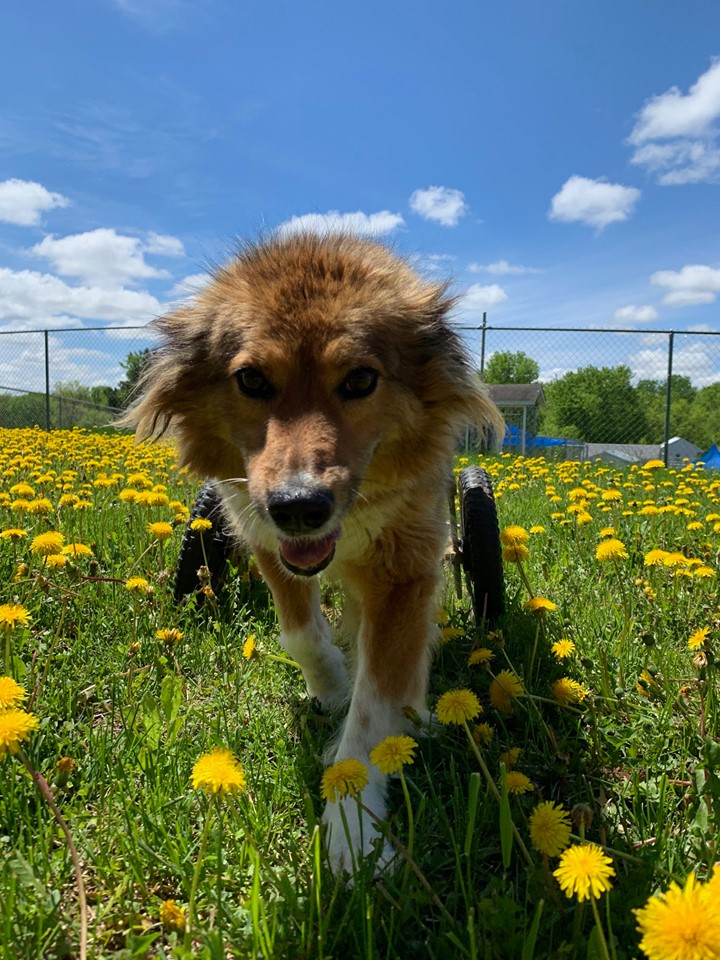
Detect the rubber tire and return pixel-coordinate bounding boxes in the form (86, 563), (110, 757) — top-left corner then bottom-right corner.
(459, 467), (505, 623)
(173, 482), (238, 602)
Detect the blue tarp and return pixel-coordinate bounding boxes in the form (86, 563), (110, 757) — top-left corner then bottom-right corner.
(503, 423), (570, 447)
(696, 443), (720, 469)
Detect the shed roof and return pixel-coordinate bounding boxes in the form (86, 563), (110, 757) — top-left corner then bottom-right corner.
(486, 383), (545, 407)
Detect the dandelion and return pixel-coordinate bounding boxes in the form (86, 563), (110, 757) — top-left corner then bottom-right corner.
(643, 459), (665, 470)
(61, 543), (92, 557)
(156, 628), (184, 646)
(596, 538), (628, 562)
(502, 543), (530, 563)
(635, 872), (720, 960)
(688, 627), (709, 650)
(468, 647), (494, 666)
(46, 554), (68, 569)
(529, 525), (545, 534)
(0, 676), (27, 710)
(436, 688), (482, 725)
(147, 521), (174, 541)
(30, 530), (64, 556)
(190, 517), (213, 532)
(552, 677), (590, 705)
(529, 801), (571, 857)
(504, 770), (533, 794)
(601, 489), (622, 502)
(644, 549), (669, 567)
(0, 528), (27, 542)
(473, 722), (494, 745)
(441, 625), (465, 642)
(125, 576), (151, 594)
(242, 634), (256, 659)
(500, 747), (521, 768)
(321, 758), (369, 801)
(551, 638), (576, 659)
(553, 843), (615, 902)
(369, 735), (417, 774)
(489, 670), (524, 714)
(523, 596), (557, 617)
(191, 747), (246, 796)
(500, 525), (529, 546)
(0, 708), (40, 759)
(0, 604), (31, 633)
(160, 899), (187, 932)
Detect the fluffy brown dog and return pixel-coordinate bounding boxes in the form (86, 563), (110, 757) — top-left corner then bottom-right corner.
(123, 232), (502, 873)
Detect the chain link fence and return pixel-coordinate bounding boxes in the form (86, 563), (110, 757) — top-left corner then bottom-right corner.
(0, 322), (718, 466)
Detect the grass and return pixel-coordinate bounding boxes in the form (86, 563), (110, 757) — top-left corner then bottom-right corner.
(1, 429), (719, 958)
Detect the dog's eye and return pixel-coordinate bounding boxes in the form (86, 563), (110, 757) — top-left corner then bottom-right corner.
(235, 367), (275, 400)
(338, 367), (378, 400)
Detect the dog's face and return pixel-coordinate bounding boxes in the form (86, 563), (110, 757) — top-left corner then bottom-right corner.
(124, 234), (501, 574)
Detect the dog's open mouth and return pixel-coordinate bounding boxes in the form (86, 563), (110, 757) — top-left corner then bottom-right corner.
(278, 530), (339, 576)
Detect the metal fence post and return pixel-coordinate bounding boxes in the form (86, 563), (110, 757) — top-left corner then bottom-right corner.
(479, 312), (487, 377)
(663, 331), (674, 467)
(44, 330), (50, 431)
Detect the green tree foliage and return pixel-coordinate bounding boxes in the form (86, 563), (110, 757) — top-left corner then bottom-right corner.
(483, 350), (540, 384)
(542, 365), (650, 443)
(114, 348), (154, 408)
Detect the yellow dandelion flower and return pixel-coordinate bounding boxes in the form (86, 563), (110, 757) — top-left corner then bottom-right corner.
(0, 708), (40, 759)
(599, 527), (615, 538)
(502, 543), (530, 563)
(529, 801), (572, 857)
(125, 576), (151, 594)
(468, 647), (494, 666)
(662, 552), (688, 568)
(30, 530), (65, 556)
(0, 676), (27, 710)
(504, 771), (533, 794)
(9, 482), (34, 497)
(553, 843), (615, 901)
(61, 543), (93, 557)
(147, 521), (174, 541)
(523, 596), (557, 617)
(190, 517), (213, 532)
(0, 604), (31, 633)
(46, 554), (67, 569)
(639, 505), (659, 516)
(441, 625), (466, 643)
(551, 639), (576, 659)
(529, 525), (546, 534)
(473, 722), (494, 745)
(0, 528), (27, 542)
(436, 688), (482, 725)
(321, 758), (369, 801)
(369, 734), (417, 774)
(693, 565), (715, 578)
(119, 489), (138, 503)
(500, 525), (529, 546)
(644, 549), (669, 567)
(156, 628), (184, 645)
(596, 538), (628, 562)
(686, 521), (704, 532)
(191, 747), (246, 796)
(500, 747), (521, 768)
(242, 634), (256, 659)
(635, 872), (720, 960)
(643, 460), (665, 470)
(552, 677), (589, 705)
(489, 670), (525, 714)
(159, 899), (186, 932)
(601, 489), (622, 501)
(688, 627), (709, 651)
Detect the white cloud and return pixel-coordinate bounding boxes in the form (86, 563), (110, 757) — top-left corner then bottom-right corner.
(0, 178), (70, 226)
(613, 305), (659, 323)
(144, 232), (185, 256)
(628, 60), (720, 185)
(650, 264), (720, 307)
(459, 283), (508, 314)
(630, 341), (720, 386)
(409, 186), (467, 227)
(169, 272), (211, 299)
(31, 228), (179, 287)
(0, 267), (163, 328)
(468, 259), (542, 275)
(548, 175), (640, 230)
(277, 210), (404, 237)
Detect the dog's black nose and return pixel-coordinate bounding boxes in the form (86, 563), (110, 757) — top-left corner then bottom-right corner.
(267, 486), (335, 535)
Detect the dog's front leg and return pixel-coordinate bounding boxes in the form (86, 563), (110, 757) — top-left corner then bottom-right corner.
(322, 573), (439, 875)
(253, 547), (349, 709)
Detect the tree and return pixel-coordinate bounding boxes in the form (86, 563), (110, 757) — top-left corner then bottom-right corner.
(635, 375), (697, 442)
(542, 365), (649, 443)
(483, 350), (540, 384)
(115, 348), (154, 408)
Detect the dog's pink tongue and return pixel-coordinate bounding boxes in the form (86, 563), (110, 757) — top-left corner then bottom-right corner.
(279, 531), (339, 569)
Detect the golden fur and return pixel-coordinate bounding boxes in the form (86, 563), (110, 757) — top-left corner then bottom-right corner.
(122, 232), (502, 873)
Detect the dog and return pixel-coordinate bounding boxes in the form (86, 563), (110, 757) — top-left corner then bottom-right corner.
(122, 232), (502, 873)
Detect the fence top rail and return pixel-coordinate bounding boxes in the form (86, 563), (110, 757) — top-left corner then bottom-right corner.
(0, 324), (153, 336)
(454, 324), (720, 336)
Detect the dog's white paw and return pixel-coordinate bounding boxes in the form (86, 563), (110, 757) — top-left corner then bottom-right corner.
(322, 792), (395, 878)
(279, 629), (349, 709)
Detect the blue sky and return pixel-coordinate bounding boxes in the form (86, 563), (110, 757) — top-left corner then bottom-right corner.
(1, 0), (719, 391)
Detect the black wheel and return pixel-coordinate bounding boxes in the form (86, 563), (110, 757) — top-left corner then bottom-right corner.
(173, 482), (239, 602)
(458, 467), (504, 623)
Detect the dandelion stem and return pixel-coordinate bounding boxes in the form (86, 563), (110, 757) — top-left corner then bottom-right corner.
(186, 802), (213, 948)
(19, 749), (88, 960)
(590, 895), (612, 960)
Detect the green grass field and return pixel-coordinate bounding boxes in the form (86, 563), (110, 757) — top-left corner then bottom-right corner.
(1, 428), (719, 959)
